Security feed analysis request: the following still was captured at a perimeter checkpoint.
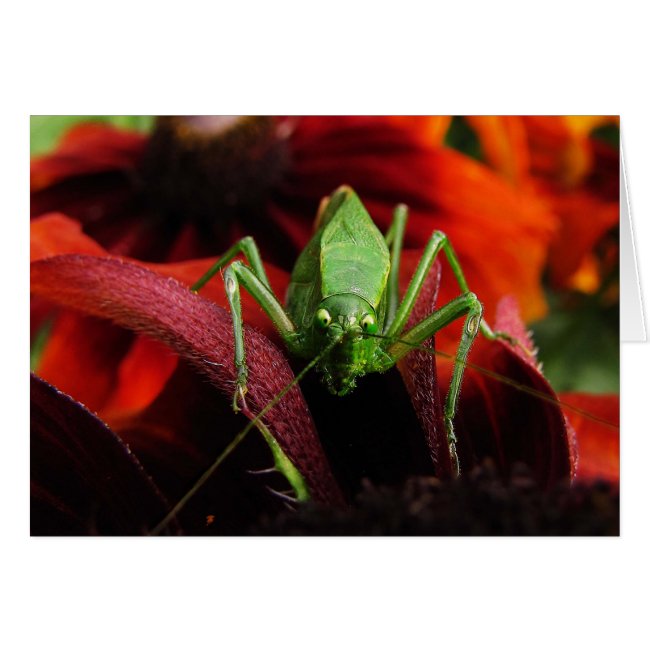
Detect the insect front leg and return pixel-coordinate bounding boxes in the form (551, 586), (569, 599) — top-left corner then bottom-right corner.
(190, 235), (304, 410)
(385, 230), (520, 348)
(222, 260), (302, 411)
(385, 292), (484, 476)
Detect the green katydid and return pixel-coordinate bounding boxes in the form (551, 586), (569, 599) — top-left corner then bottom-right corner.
(191, 185), (517, 475)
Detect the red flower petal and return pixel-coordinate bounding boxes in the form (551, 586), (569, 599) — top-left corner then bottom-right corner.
(397, 259), (452, 478)
(99, 336), (179, 422)
(31, 212), (107, 259)
(31, 213), (288, 416)
(31, 213), (290, 422)
(36, 312), (133, 412)
(546, 191), (619, 287)
(31, 254), (344, 506)
(112, 362), (298, 533)
(387, 116), (452, 145)
(465, 116), (531, 185)
(274, 119), (556, 323)
(32, 118), (559, 327)
(30, 126), (163, 260)
(31, 374), (178, 535)
(521, 116), (593, 187)
(464, 116), (620, 292)
(399, 265), (575, 485)
(31, 123), (146, 190)
(453, 296), (576, 485)
(31, 212), (290, 341)
(31, 215), (175, 418)
(560, 392), (619, 484)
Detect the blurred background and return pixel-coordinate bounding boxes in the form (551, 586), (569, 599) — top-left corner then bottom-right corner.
(30, 115), (620, 395)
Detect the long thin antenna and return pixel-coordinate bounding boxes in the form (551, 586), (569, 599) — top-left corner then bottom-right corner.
(148, 335), (342, 536)
(363, 331), (619, 430)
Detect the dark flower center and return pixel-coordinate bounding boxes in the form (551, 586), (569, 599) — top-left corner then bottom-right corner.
(142, 116), (291, 237)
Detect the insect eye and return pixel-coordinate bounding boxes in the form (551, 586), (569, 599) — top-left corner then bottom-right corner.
(315, 308), (332, 329)
(360, 314), (377, 334)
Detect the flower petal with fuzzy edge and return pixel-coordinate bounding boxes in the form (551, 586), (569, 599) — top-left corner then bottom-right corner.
(31, 254), (344, 506)
(398, 264), (576, 486)
(31, 213), (291, 422)
(560, 393), (619, 484)
(31, 374), (179, 535)
(451, 296), (577, 486)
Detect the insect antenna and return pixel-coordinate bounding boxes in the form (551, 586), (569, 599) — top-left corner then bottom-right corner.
(361, 331), (619, 430)
(148, 333), (343, 536)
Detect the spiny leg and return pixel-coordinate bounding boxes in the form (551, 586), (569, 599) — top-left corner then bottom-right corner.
(190, 236), (301, 411)
(384, 292), (484, 476)
(223, 260), (302, 411)
(188, 238), (314, 505)
(385, 230), (519, 347)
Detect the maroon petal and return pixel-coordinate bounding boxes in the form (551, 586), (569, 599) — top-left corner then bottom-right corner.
(114, 361), (297, 534)
(396, 260), (454, 479)
(450, 297), (576, 486)
(31, 254), (344, 506)
(31, 374), (178, 535)
(560, 392), (619, 484)
(398, 260), (575, 485)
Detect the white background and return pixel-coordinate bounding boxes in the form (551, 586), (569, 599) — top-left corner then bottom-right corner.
(3, 2), (648, 648)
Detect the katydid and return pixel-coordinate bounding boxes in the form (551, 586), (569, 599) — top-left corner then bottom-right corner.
(191, 185), (516, 475)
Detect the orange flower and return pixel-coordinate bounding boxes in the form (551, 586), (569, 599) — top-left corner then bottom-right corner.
(465, 115), (619, 292)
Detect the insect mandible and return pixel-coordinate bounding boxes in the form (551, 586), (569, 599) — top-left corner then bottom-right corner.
(191, 185), (515, 474)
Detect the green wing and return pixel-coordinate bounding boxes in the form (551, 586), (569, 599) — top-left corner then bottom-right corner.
(285, 226), (325, 330)
(286, 187), (390, 329)
(320, 190), (390, 309)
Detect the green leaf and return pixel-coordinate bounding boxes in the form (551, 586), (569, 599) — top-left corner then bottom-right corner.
(530, 292), (619, 394)
(30, 317), (54, 372)
(444, 116), (484, 161)
(30, 116), (154, 156)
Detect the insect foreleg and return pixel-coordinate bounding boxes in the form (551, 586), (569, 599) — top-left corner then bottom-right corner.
(386, 231), (460, 339)
(386, 230), (517, 347)
(189, 234), (302, 409)
(385, 292), (484, 476)
(223, 261), (301, 411)
(191, 236), (271, 292)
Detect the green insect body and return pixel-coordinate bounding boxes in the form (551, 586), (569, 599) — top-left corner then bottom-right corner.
(192, 185), (509, 477)
(285, 190), (392, 395)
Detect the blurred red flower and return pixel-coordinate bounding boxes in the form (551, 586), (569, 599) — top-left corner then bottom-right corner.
(465, 115), (619, 293)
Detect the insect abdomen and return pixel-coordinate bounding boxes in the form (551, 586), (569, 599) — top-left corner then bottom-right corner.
(319, 192), (390, 308)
